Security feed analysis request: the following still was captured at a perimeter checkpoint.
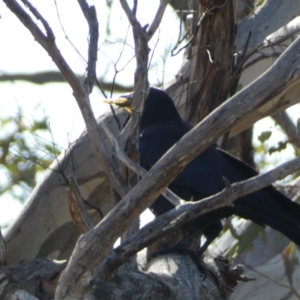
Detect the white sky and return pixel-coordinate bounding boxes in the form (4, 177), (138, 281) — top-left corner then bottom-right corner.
(0, 1), (299, 226)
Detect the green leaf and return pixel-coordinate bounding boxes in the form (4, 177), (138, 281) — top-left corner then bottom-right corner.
(0, 109), (60, 203)
(268, 141), (288, 155)
(258, 131), (272, 143)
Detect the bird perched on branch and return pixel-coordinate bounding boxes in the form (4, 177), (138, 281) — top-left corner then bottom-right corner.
(109, 87), (300, 254)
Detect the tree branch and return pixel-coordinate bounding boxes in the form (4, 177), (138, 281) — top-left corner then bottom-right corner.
(118, 0), (151, 244)
(102, 121), (181, 206)
(119, 0), (147, 39)
(272, 111), (300, 148)
(77, 0), (98, 93)
(98, 152), (300, 278)
(147, 0), (170, 39)
(236, 0), (300, 53)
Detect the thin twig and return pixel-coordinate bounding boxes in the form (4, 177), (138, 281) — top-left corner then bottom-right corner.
(147, 0), (170, 39)
(102, 121), (181, 206)
(119, 0), (147, 40)
(54, 0), (87, 65)
(21, 0), (54, 38)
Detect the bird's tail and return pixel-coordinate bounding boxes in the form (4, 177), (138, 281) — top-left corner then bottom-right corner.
(232, 187), (300, 246)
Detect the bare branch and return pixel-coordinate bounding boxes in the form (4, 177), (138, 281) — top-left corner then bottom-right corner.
(98, 152), (300, 279)
(272, 111), (300, 148)
(118, 0), (151, 243)
(102, 121), (181, 206)
(262, 16), (300, 48)
(147, 0), (170, 39)
(20, 0), (54, 39)
(119, 0), (147, 40)
(77, 0), (99, 93)
(236, 0), (300, 53)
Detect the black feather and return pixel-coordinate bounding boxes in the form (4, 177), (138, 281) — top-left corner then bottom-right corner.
(138, 88), (300, 253)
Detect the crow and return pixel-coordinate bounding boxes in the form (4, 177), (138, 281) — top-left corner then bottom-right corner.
(110, 87), (300, 254)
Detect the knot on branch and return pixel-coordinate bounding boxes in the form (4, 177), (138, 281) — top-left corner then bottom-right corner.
(206, 256), (255, 299)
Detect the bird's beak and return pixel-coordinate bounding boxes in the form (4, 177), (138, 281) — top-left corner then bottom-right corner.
(103, 97), (132, 113)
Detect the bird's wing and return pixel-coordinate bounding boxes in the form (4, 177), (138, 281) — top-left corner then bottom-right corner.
(137, 88), (300, 247)
(139, 122), (188, 169)
(140, 122), (257, 197)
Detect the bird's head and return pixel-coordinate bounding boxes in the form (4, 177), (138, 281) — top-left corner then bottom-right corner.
(104, 87), (182, 130)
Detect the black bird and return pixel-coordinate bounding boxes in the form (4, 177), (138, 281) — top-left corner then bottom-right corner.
(113, 87), (300, 253)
